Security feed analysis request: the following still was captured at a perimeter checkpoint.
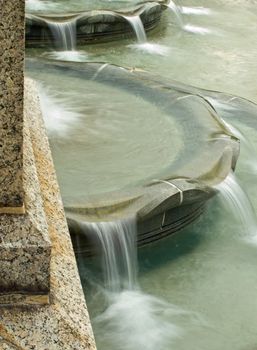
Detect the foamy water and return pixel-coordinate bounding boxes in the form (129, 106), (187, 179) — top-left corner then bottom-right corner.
(183, 24), (212, 35)
(95, 290), (183, 350)
(38, 87), (82, 137)
(45, 50), (89, 62)
(75, 218), (199, 349)
(181, 6), (211, 16)
(128, 43), (170, 56)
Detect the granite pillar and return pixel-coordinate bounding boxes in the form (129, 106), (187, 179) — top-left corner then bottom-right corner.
(0, 0), (51, 304)
(0, 0), (25, 213)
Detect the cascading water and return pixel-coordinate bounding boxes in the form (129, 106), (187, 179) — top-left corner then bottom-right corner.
(77, 217), (189, 350)
(80, 218), (138, 292)
(43, 17), (88, 61)
(215, 172), (257, 239)
(166, 0), (184, 28)
(47, 19), (77, 51)
(124, 15), (147, 43)
(208, 97), (257, 174)
(166, 0), (211, 34)
(124, 14), (170, 55)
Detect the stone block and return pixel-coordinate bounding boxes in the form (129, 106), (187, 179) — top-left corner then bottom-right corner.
(0, 0), (25, 210)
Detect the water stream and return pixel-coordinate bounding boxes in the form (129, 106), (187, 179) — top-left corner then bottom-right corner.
(80, 218), (138, 292)
(166, 0), (184, 28)
(78, 218), (194, 350)
(166, 0), (211, 34)
(47, 20), (77, 50)
(124, 15), (147, 43)
(215, 172), (257, 237)
(124, 14), (170, 55)
(43, 17), (89, 61)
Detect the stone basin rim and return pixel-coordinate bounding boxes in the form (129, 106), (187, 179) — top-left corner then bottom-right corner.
(26, 58), (240, 223)
(25, 0), (167, 20)
(25, 0), (169, 16)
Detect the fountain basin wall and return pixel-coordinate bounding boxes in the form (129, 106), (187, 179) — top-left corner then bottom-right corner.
(25, 1), (166, 47)
(27, 59), (240, 257)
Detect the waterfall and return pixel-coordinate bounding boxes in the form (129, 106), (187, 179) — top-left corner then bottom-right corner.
(166, 0), (184, 28)
(215, 173), (257, 237)
(166, 1), (211, 35)
(123, 15), (147, 43)
(80, 218), (138, 292)
(47, 19), (77, 51)
(80, 217), (185, 349)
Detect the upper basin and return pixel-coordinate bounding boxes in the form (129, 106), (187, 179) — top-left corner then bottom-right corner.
(26, 59), (239, 226)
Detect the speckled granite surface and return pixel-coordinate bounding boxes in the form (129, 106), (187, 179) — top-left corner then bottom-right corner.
(0, 89), (51, 302)
(0, 0), (25, 210)
(0, 78), (96, 349)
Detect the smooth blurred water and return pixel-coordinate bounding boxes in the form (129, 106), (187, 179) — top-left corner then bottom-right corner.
(26, 0), (257, 349)
(26, 0), (141, 12)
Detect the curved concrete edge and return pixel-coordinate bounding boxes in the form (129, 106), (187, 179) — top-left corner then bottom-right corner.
(25, 1), (166, 47)
(0, 78), (96, 349)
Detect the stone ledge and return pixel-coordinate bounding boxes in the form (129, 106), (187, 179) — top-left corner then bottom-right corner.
(0, 97), (51, 302)
(0, 78), (96, 349)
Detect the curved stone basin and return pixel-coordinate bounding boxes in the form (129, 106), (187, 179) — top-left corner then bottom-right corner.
(26, 58), (239, 255)
(26, 0), (160, 13)
(25, 1), (167, 47)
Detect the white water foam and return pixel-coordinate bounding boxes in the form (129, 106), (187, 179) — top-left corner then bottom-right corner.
(181, 7), (211, 16)
(128, 43), (170, 56)
(46, 50), (89, 62)
(183, 24), (211, 35)
(95, 290), (183, 350)
(78, 218), (205, 349)
(38, 86), (82, 137)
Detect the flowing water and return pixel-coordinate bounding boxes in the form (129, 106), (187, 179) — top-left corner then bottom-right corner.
(42, 18), (89, 61)
(166, 0), (184, 28)
(124, 15), (147, 43)
(47, 20), (77, 50)
(123, 15), (169, 55)
(76, 218), (199, 350)
(79, 218), (138, 292)
(25, 0), (257, 349)
(215, 172), (257, 237)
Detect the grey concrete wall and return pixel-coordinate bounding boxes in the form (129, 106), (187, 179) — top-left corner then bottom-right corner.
(0, 0), (24, 212)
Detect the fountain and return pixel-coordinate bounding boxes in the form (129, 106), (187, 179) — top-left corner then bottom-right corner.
(25, 1), (166, 47)
(24, 0), (257, 349)
(27, 58), (240, 257)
